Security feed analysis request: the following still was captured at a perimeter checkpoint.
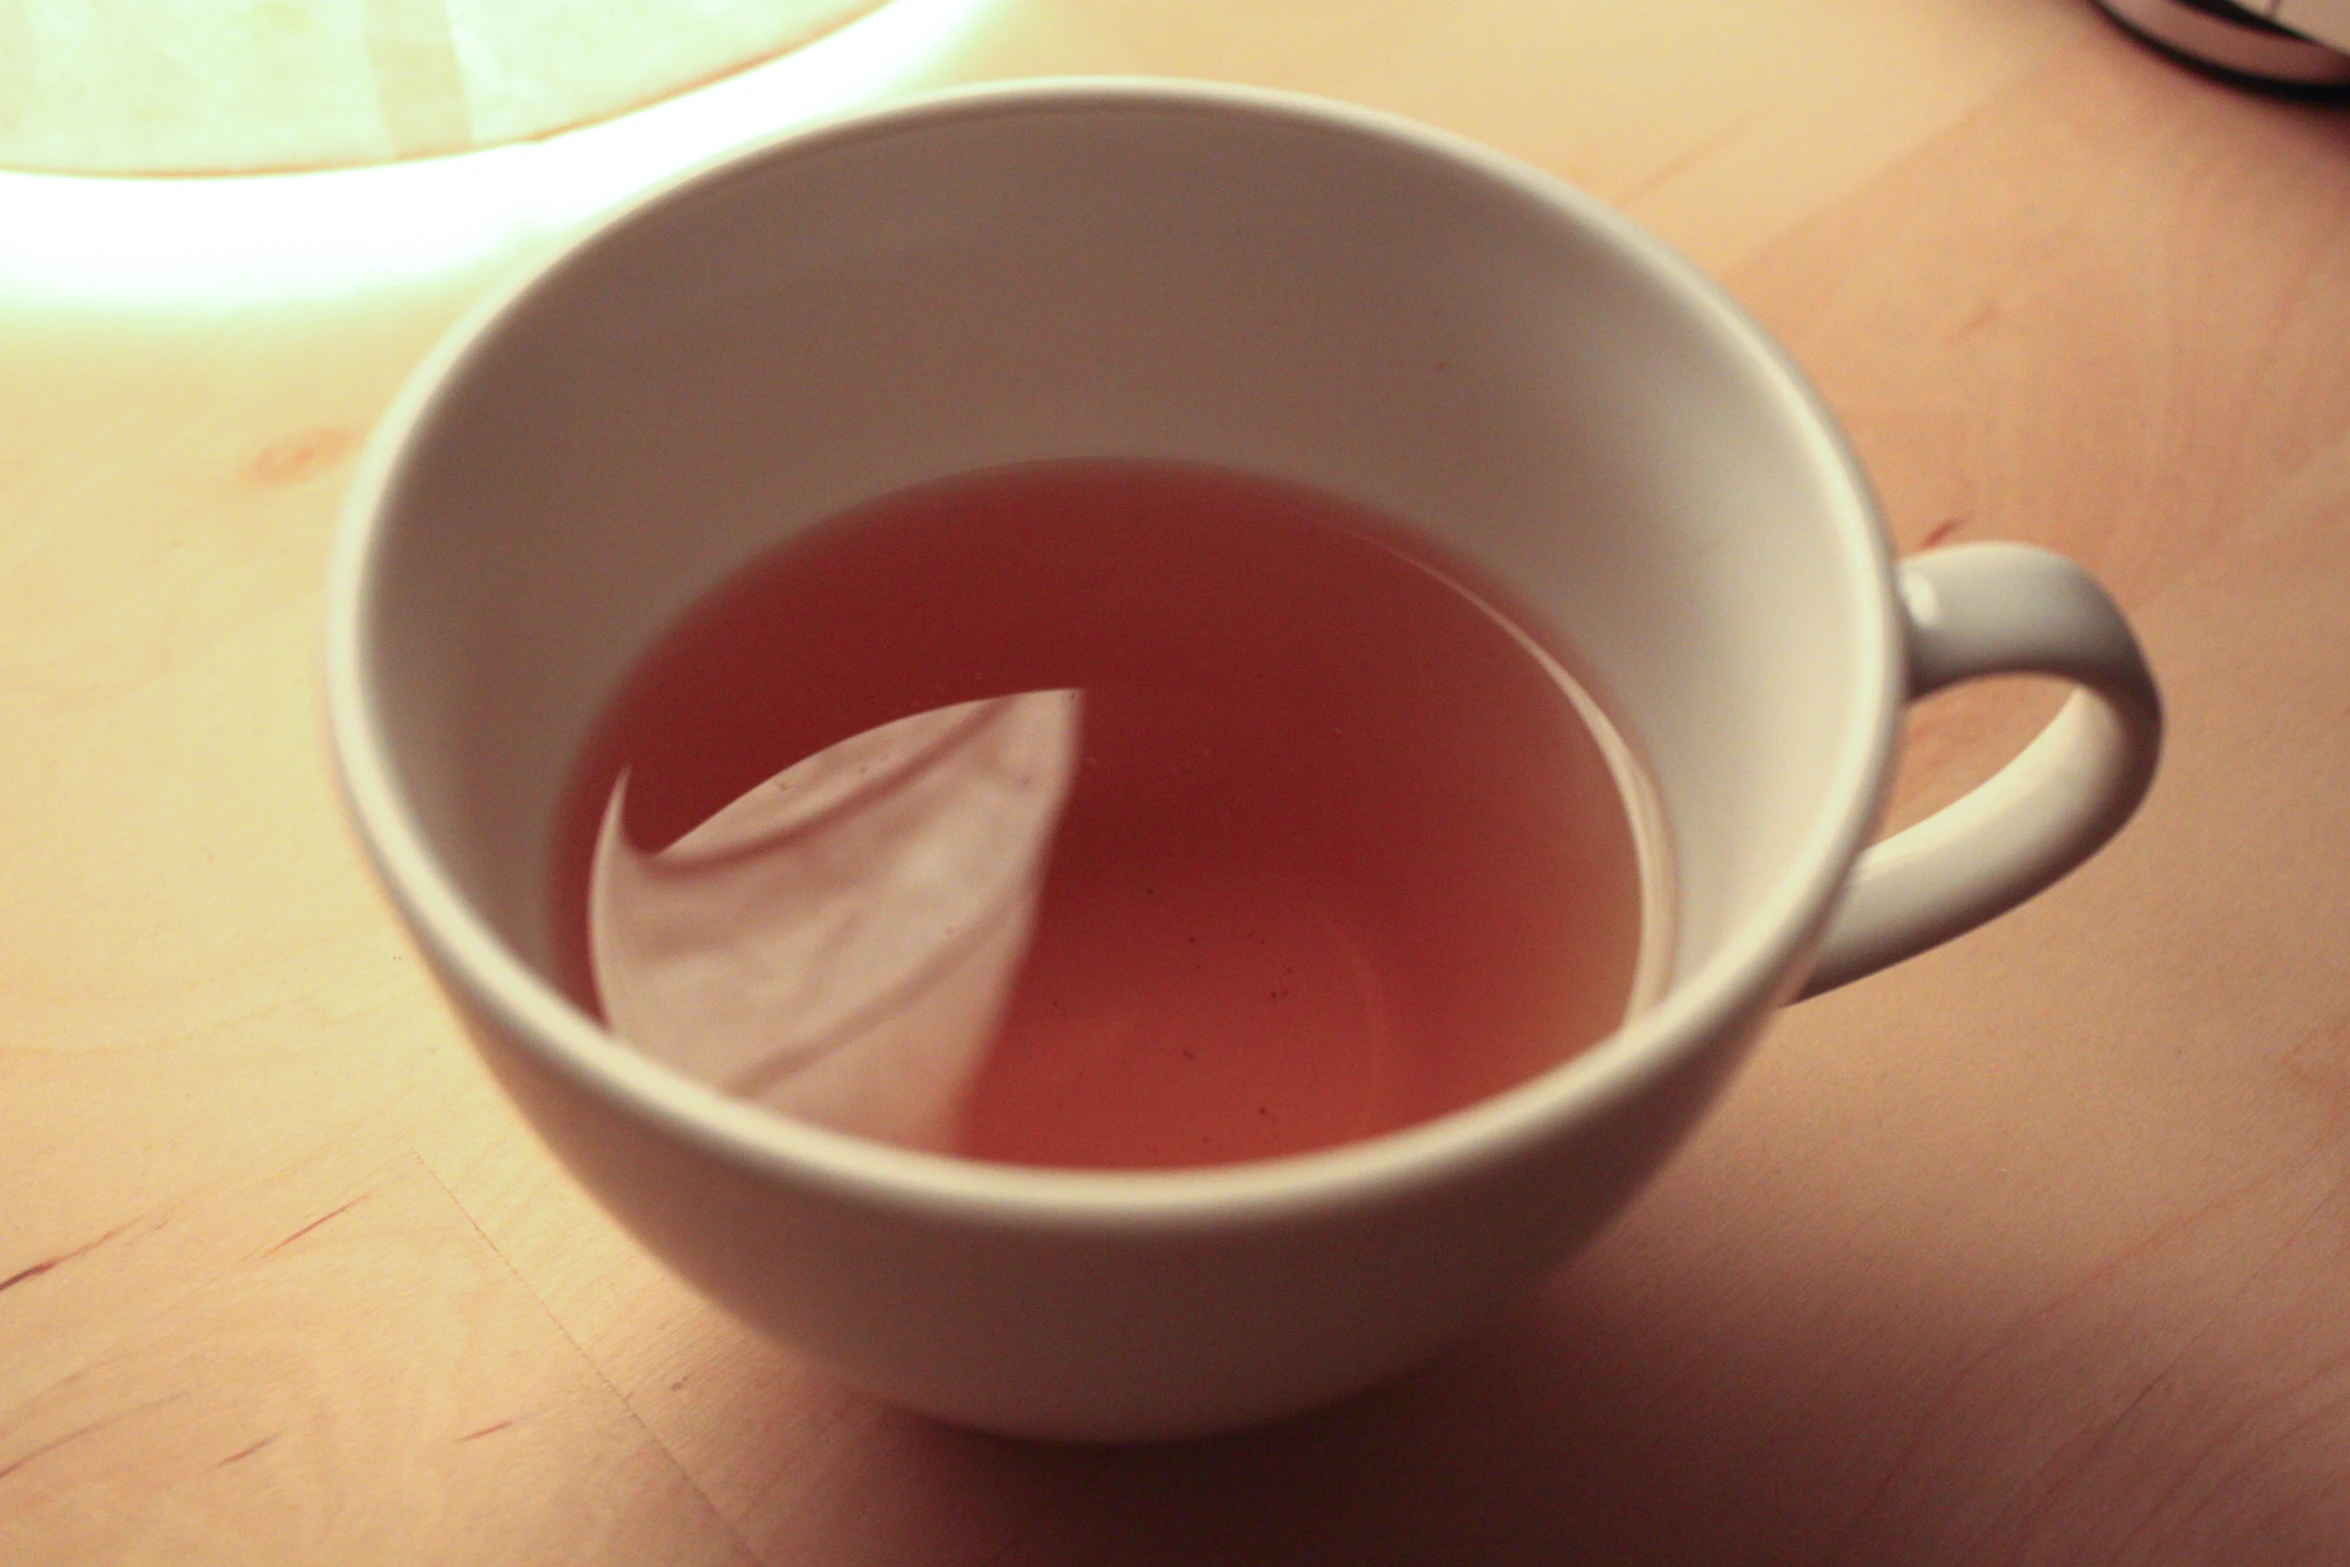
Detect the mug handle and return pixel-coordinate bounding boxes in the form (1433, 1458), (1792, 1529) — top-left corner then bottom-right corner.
(1801, 542), (2163, 997)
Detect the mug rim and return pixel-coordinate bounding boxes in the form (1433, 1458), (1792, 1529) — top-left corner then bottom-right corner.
(325, 75), (1904, 1232)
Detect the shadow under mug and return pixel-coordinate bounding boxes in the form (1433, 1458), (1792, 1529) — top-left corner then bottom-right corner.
(326, 79), (2161, 1442)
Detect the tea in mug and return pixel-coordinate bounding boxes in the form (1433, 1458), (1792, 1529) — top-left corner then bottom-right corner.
(549, 460), (1659, 1168)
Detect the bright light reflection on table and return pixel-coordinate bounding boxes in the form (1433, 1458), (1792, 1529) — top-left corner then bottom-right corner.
(0, 0), (1000, 306)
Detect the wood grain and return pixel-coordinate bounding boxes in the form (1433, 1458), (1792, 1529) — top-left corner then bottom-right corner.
(5, 2), (2349, 1562)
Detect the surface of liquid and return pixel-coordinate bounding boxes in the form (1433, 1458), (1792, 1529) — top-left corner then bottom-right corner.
(550, 460), (1656, 1168)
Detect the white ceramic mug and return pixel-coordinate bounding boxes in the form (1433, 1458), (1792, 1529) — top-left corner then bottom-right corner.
(326, 80), (2161, 1442)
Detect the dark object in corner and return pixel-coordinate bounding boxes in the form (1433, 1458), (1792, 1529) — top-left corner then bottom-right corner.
(2094, 0), (2350, 93)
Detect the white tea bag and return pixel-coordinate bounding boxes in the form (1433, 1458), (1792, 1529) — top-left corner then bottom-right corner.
(589, 691), (1081, 1149)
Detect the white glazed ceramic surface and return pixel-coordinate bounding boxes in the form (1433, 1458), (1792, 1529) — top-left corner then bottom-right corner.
(326, 80), (2160, 1441)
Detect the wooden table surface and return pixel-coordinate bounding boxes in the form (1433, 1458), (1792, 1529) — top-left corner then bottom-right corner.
(6, 2), (2349, 1561)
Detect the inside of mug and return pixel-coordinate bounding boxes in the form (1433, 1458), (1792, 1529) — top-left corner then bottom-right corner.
(359, 88), (1893, 1047)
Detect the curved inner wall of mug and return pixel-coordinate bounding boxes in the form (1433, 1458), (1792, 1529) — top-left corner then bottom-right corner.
(1416, 548), (1679, 1018)
(1541, 633), (1678, 1020)
(362, 92), (1883, 1085)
